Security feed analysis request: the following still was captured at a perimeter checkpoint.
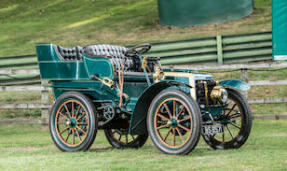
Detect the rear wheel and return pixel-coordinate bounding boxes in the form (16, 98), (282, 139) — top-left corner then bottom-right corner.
(147, 89), (201, 155)
(202, 89), (252, 149)
(104, 128), (148, 148)
(49, 92), (97, 152)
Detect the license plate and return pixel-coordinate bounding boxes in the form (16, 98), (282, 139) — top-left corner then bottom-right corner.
(202, 125), (224, 135)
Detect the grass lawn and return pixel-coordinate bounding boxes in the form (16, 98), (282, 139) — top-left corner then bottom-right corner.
(0, 0), (271, 56)
(0, 120), (286, 170)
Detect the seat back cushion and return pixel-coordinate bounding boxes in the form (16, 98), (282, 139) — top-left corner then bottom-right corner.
(57, 45), (83, 60)
(57, 44), (160, 72)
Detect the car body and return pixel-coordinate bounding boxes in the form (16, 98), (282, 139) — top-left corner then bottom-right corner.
(36, 43), (252, 155)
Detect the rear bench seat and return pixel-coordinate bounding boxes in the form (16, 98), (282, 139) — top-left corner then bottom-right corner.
(57, 44), (160, 73)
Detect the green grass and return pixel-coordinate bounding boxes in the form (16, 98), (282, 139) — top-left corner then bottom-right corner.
(251, 103), (287, 115)
(0, 91), (54, 105)
(0, 0), (271, 56)
(0, 120), (286, 170)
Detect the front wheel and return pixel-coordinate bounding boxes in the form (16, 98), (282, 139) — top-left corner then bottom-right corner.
(202, 89), (252, 149)
(49, 92), (97, 152)
(147, 89), (201, 155)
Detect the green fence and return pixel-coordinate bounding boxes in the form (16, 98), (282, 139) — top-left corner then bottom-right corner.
(0, 31), (272, 86)
(147, 31), (272, 65)
(0, 54), (39, 86)
(0, 54), (38, 69)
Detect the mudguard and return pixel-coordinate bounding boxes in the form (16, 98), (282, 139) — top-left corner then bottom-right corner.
(129, 81), (191, 135)
(219, 79), (250, 91)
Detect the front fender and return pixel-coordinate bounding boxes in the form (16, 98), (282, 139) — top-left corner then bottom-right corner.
(219, 79), (250, 91)
(129, 81), (191, 135)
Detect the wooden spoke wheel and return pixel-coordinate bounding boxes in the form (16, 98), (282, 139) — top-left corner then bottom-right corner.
(50, 92), (97, 152)
(203, 89), (252, 150)
(147, 89), (201, 155)
(104, 129), (148, 148)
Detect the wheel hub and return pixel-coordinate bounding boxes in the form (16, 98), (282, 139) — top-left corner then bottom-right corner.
(168, 118), (178, 128)
(67, 118), (77, 128)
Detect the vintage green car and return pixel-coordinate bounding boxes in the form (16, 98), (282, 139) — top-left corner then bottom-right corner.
(36, 43), (252, 155)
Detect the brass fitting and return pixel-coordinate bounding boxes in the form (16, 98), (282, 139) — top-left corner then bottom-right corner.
(210, 86), (228, 103)
(142, 57), (148, 69)
(102, 77), (115, 89)
(153, 65), (164, 82)
(204, 82), (209, 105)
(91, 74), (115, 89)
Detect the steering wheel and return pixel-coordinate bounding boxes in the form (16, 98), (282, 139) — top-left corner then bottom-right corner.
(124, 44), (152, 57)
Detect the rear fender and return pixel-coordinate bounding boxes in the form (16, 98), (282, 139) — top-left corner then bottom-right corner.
(129, 81), (191, 135)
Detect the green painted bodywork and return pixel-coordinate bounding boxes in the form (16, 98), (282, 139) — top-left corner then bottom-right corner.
(36, 43), (250, 135)
(219, 79), (250, 91)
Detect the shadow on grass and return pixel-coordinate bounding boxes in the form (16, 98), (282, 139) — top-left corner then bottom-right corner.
(88, 146), (113, 152)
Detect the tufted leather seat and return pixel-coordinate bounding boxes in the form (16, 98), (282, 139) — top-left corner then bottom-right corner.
(57, 45), (83, 60)
(57, 44), (160, 73)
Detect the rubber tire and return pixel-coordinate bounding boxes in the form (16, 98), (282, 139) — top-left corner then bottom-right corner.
(147, 89), (201, 155)
(202, 89), (252, 150)
(104, 129), (148, 148)
(49, 91), (97, 152)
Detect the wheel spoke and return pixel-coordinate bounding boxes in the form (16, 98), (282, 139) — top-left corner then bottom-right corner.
(163, 127), (172, 141)
(226, 104), (236, 116)
(172, 128), (176, 146)
(57, 121), (67, 125)
(75, 127), (82, 141)
(77, 112), (86, 121)
(64, 104), (72, 118)
(176, 105), (185, 119)
(178, 118), (190, 123)
(72, 129), (75, 145)
(157, 113), (169, 121)
(229, 113), (241, 119)
(157, 121), (168, 124)
(131, 135), (135, 141)
(72, 102), (75, 117)
(59, 127), (69, 135)
(163, 103), (173, 118)
(76, 126), (87, 135)
(77, 122), (88, 125)
(178, 124), (190, 132)
(157, 123), (169, 129)
(175, 128), (185, 143)
(65, 129), (72, 142)
(173, 100), (176, 117)
(229, 122), (241, 129)
(75, 106), (82, 118)
(226, 125), (234, 139)
(59, 112), (69, 120)
(119, 134), (122, 141)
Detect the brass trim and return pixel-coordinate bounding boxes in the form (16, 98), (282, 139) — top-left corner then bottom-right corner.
(204, 82), (209, 105)
(162, 72), (196, 100)
(142, 57), (148, 69)
(102, 77), (115, 89)
(210, 86), (226, 103)
(153, 65), (165, 83)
